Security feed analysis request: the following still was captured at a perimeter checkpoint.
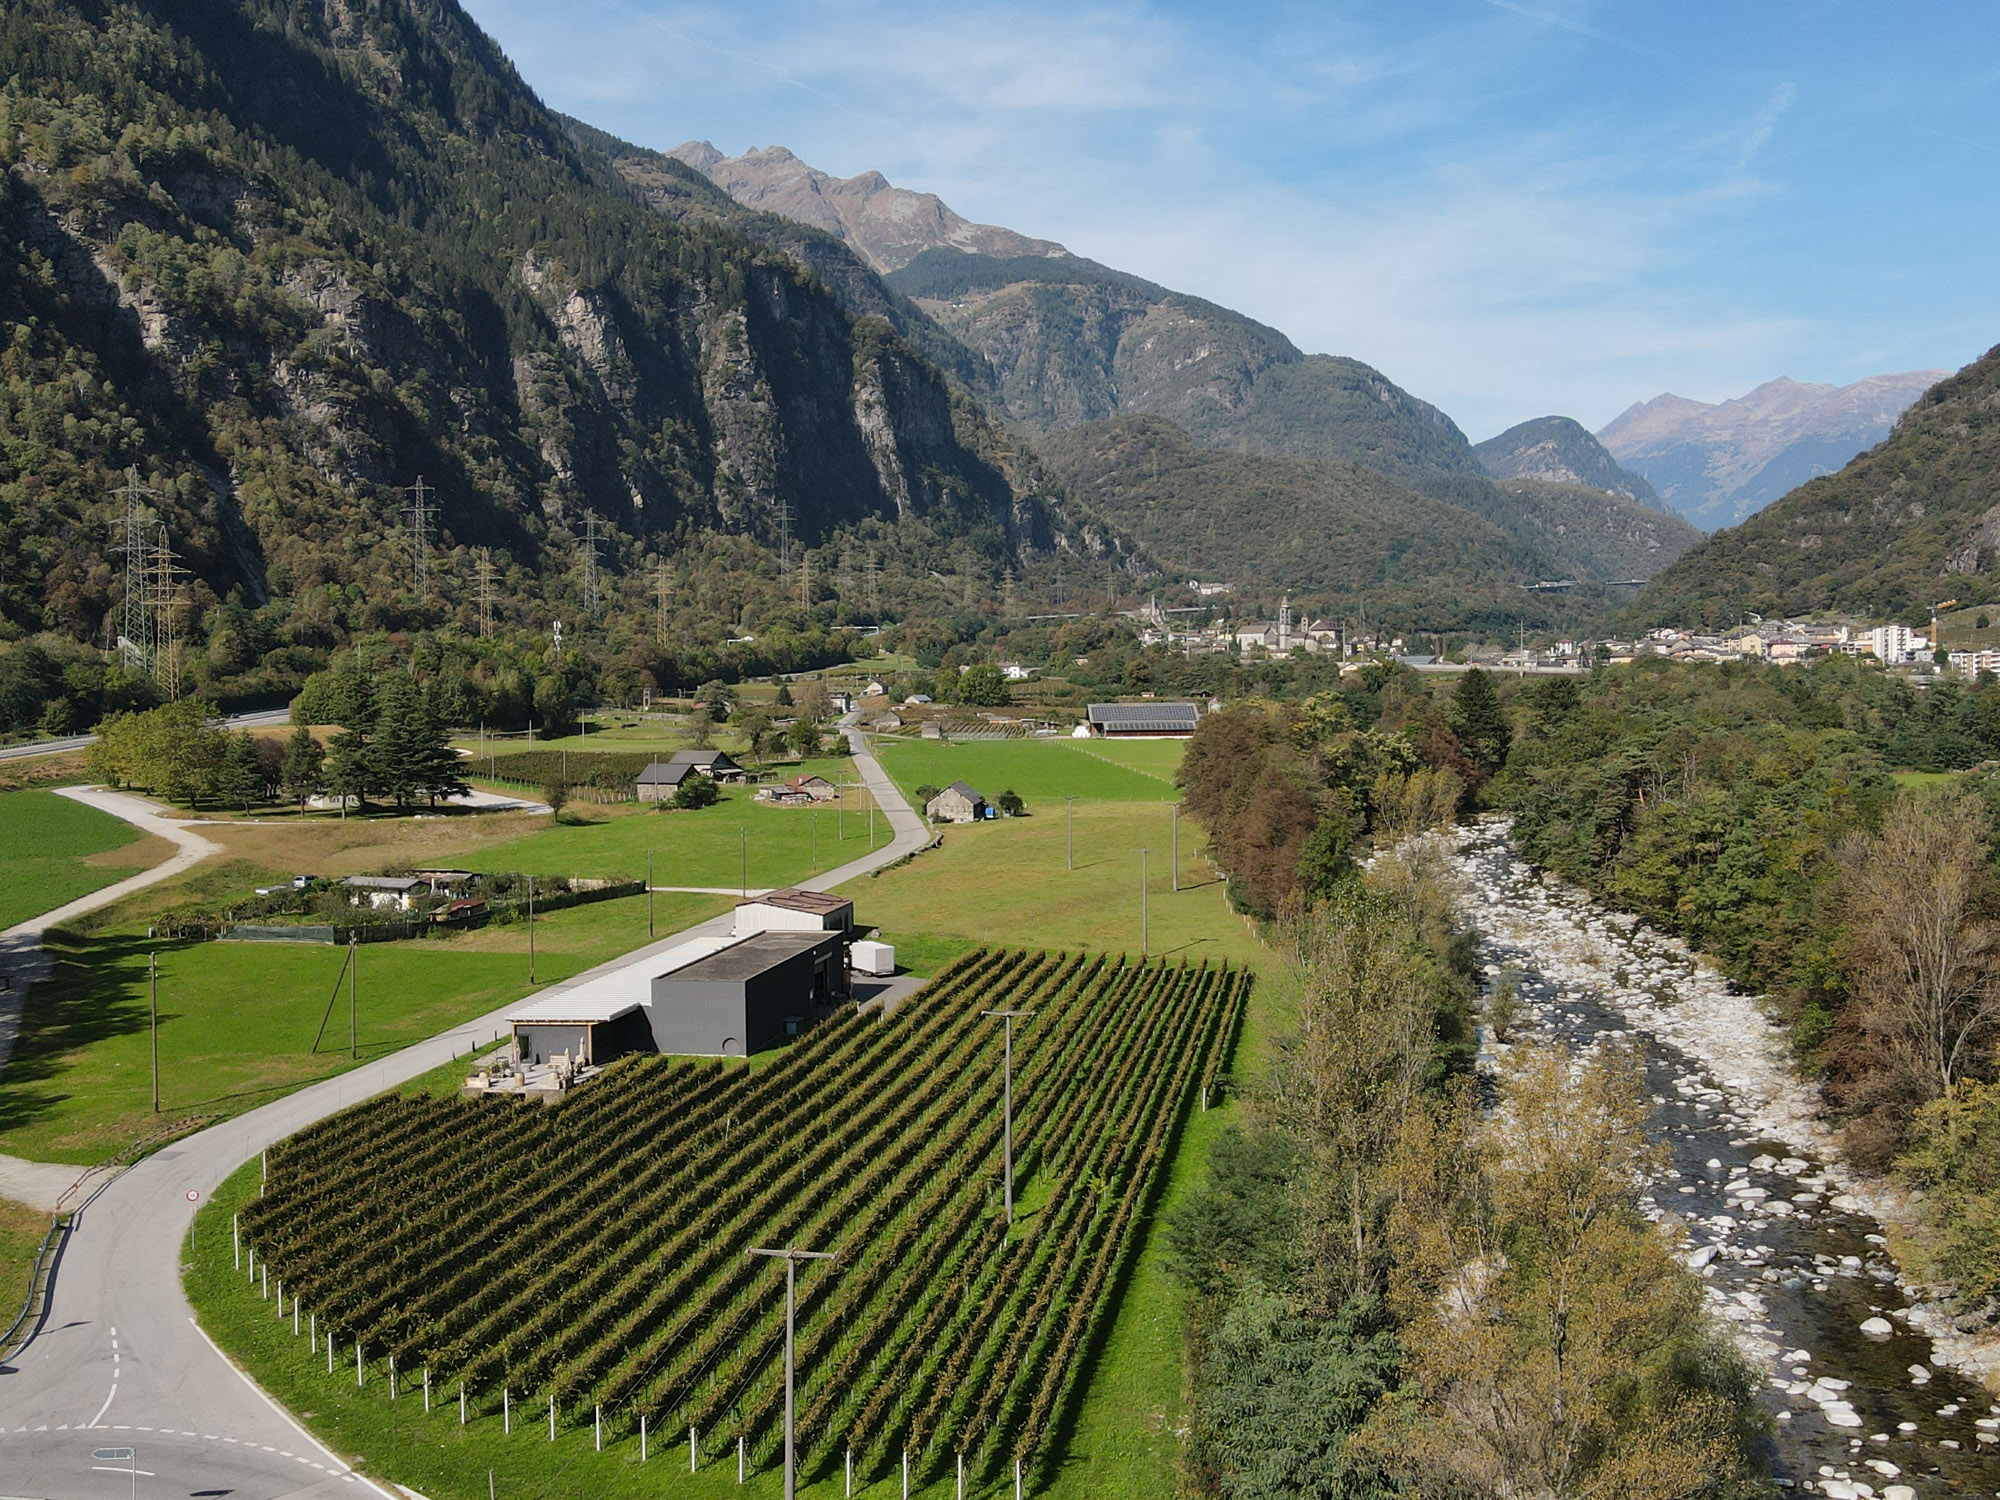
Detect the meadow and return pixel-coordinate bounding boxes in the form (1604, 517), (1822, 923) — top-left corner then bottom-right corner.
(871, 736), (1180, 807)
(0, 891), (725, 1164)
(0, 787), (166, 930)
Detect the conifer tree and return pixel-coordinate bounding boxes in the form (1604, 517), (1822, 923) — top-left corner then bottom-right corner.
(280, 725), (326, 810)
(1452, 667), (1511, 776)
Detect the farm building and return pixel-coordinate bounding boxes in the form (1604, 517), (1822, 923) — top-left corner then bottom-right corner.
(1085, 702), (1201, 737)
(635, 748), (746, 801)
(650, 930), (849, 1056)
(735, 887), (854, 937)
(926, 781), (989, 823)
(785, 773), (837, 801)
(506, 924), (850, 1064)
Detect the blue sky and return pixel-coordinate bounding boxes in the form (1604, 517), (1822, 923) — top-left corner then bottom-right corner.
(464, 0), (1998, 440)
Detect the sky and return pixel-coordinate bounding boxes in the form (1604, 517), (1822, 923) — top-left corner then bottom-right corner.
(462, 0), (1999, 441)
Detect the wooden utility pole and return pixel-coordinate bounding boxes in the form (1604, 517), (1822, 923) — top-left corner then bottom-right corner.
(527, 876), (536, 983)
(1140, 848), (1149, 956)
(348, 933), (358, 1059)
(648, 851), (655, 938)
(1066, 796), (1076, 871)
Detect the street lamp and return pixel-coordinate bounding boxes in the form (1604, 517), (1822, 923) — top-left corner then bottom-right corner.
(744, 1245), (838, 1500)
(981, 1009), (1035, 1223)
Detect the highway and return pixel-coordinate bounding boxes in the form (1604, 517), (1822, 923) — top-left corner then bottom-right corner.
(0, 709), (293, 765)
(0, 720), (928, 1498)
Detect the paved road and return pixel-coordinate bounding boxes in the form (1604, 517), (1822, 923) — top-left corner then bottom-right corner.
(0, 726), (929, 1498)
(0, 708), (292, 765)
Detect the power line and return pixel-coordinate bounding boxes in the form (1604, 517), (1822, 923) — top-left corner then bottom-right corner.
(112, 469), (155, 675)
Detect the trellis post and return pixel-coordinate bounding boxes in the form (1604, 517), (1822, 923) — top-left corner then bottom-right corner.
(504, 1387), (511, 1435)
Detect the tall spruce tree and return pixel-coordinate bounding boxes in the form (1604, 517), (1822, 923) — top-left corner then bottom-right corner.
(280, 725), (326, 810)
(1452, 667), (1511, 776)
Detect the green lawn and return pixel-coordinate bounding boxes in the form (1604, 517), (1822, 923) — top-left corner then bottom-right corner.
(455, 761), (884, 891)
(0, 1195), (51, 1328)
(1890, 770), (1960, 789)
(0, 892), (725, 1164)
(871, 737), (1179, 808)
(0, 787), (159, 930)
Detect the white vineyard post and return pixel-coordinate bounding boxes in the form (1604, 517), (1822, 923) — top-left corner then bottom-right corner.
(460, 1382), (467, 1427)
(690, 1426), (697, 1472)
(1016, 1456), (1024, 1499)
(846, 1448), (853, 1497)
(356, 1342), (363, 1388)
(503, 1387), (511, 1435)
(246, 1246), (254, 1284)
(275, 1279), (282, 1316)
(424, 1367), (431, 1414)
(595, 1404), (601, 1451)
(292, 1301), (299, 1336)
(548, 1394), (555, 1442)
(389, 1353), (396, 1400)
(903, 1448), (909, 1500)
(326, 1335), (333, 1375)
(309, 1311), (316, 1352)
(260, 1262), (267, 1298)
(261, 1148), (267, 1192)
(957, 1451), (964, 1499)
(233, 1213), (240, 1270)
(738, 1434), (745, 1483)
(640, 1414), (647, 1462)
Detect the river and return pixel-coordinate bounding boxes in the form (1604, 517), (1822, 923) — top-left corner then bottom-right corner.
(1443, 819), (2000, 1499)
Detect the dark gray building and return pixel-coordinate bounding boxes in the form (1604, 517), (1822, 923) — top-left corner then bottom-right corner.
(1085, 702), (1201, 736)
(648, 929), (849, 1057)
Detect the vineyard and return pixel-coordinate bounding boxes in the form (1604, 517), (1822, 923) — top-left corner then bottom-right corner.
(238, 947), (1247, 1490)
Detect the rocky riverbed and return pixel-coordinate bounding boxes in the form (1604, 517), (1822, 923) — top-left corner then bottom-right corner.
(1443, 818), (2000, 1499)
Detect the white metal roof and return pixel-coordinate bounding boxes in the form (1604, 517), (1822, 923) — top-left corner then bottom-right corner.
(508, 931), (748, 1025)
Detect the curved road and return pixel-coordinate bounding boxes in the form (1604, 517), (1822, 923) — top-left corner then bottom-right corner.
(0, 723), (927, 1498)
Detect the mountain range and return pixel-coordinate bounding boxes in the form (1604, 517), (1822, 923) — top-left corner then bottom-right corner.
(1600, 372), (1946, 531)
(1633, 346), (2000, 626)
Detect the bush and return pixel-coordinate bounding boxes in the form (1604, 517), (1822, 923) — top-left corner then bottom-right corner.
(997, 788), (1025, 817)
(673, 775), (720, 810)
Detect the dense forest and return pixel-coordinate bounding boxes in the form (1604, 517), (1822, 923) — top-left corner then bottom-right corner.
(1177, 656), (2000, 1414)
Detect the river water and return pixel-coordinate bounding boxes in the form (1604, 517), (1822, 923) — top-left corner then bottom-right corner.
(1442, 819), (2000, 1499)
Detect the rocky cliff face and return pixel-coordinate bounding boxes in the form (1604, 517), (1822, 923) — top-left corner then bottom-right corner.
(668, 142), (1067, 274)
(1473, 416), (1659, 507)
(0, 0), (1078, 644)
(1599, 372), (1948, 530)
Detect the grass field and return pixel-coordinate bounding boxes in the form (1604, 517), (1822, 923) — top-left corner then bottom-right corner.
(457, 759), (884, 890)
(0, 891), (725, 1164)
(871, 738), (1178, 807)
(0, 787), (166, 931)
(0, 1195), (51, 1329)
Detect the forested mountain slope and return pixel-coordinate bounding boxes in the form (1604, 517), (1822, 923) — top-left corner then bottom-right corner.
(885, 250), (1484, 489)
(1427, 475), (1701, 581)
(1039, 417), (1559, 630)
(1632, 345), (2000, 625)
(1473, 415), (1659, 506)
(0, 0), (1118, 669)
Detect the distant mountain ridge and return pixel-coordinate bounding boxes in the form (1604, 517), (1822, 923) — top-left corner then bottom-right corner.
(1599, 372), (1947, 530)
(1473, 417), (1659, 506)
(668, 142), (1067, 274)
(1632, 346), (2000, 624)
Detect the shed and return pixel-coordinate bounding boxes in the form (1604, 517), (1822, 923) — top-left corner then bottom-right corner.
(784, 773), (837, 801)
(1085, 702), (1201, 737)
(735, 887), (854, 937)
(342, 875), (424, 911)
(650, 929), (848, 1056)
(926, 781), (988, 824)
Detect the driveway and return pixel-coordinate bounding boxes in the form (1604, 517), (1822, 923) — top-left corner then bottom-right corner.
(0, 727), (929, 1497)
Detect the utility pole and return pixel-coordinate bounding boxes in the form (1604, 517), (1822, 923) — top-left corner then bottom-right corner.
(113, 469), (155, 676)
(527, 876), (536, 983)
(743, 1246), (837, 1500)
(740, 828), (748, 899)
(406, 476), (435, 597)
(1172, 803), (1179, 892)
(648, 851), (654, 938)
(981, 1010), (1035, 1223)
(152, 525), (184, 701)
(777, 499), (793, 577)
(347, 933), (358, 1059)
(149, 952), (159, 1113)
(1066, 796), (1076, 871)
(1140, 848), (1149, 956)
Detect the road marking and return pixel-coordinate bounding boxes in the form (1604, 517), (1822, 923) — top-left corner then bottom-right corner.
(87, 1375), (116, 1428)
(91, 1466), (156, 1477)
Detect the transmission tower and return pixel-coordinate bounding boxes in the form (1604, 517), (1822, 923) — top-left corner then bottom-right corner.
(798, 551), (810, 613)
(406, 476), (436, 596)
(1003, 568), (1017, 618)
(112, 469), (156, 674)
(654, 555), (672, 645)
(475, 548), (496, 638)
(152, 524), (186, 701)
(866, 553), (880, 614)
(777, 499), (793, 576)
(580, 510), (602, 612)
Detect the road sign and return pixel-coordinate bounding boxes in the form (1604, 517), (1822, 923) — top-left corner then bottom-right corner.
(92, 1447), (135, 1461)
(185, 1189), (198, 1201)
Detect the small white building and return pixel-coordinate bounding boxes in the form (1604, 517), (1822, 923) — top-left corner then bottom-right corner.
(734, 887), (855, 937)
(343, 875), (424, 911)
